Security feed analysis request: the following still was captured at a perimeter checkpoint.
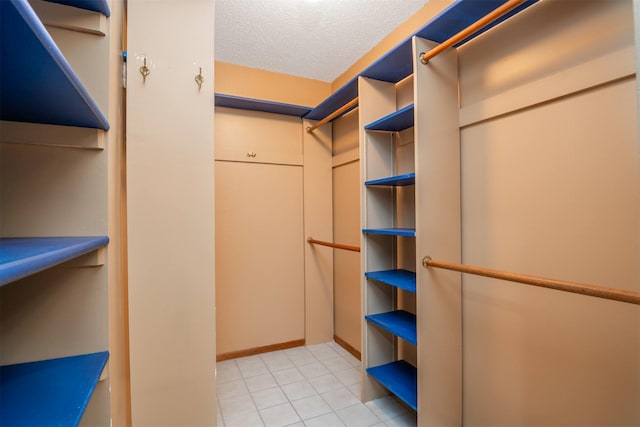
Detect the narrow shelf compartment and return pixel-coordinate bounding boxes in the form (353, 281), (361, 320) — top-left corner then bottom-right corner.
(1, 351), (109, 426)
(365, 269), (416, 293)
(366, 310), (417, 345)
(0, 236), (109, 287)
(44, 0), (111, 16)
(365, 104), (414, 132)
(0, 0), (110, 130)
(365, 173), (415, 187)
(363, 228), (416, 237)
(367, 360), (417, 411)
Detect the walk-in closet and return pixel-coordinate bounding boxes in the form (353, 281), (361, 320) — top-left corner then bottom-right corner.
(1, 0), (638, 426)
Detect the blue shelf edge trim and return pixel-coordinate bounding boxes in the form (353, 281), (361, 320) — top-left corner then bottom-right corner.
(1, 352), (109, 427)
(365, 269), (417, 293)
(0, 236), (110, 287)
(0, 0), (110, 130)
(366, 310), (417, 345)
(304, 0), (539, 123)
(365, 104), (415, 132)
(43, 0), (111, 16)
(215, 93), (312, 118)
(363, 228), (416, 237)
(367, 360), (417, 411)
(365, 173), (415, 187)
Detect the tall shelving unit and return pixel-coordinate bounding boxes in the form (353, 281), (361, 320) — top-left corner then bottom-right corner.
(0, 0), (114, 425)
(359, 77), (419, 411)
(358, 34), (461, 423)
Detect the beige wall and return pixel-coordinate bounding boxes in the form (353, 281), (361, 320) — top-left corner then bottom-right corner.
(458, 0), (639, 424)
(215, 61), (331, 107)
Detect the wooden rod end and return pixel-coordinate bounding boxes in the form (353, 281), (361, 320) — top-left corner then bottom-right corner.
(422, 256), (432, 268)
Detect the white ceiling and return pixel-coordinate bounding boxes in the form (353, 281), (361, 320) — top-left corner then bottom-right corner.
(215, 0), (429, 82)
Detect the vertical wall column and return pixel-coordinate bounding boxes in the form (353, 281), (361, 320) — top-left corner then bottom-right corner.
(303, 120), (334, 344)
(126, 1), (216, 425)
(413, 36), (461, 425)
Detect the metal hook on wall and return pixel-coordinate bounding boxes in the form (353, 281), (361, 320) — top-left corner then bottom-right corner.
(195, 67), (204, 91)
(139, 56), (150, 83)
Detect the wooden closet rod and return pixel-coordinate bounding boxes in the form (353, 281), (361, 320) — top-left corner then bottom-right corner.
(306, 98), (359, 134)
(422, 257), (640, 305)
(420, 0), (528, 64)
(307, 237), (360, 252)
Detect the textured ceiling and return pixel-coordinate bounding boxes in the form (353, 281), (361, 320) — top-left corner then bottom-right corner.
(215, 0), (429, 82)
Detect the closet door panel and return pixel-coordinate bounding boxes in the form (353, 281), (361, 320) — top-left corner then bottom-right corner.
(333, 160), (361, 354)
(215, 107), (303, 165)
(216, 160), (304, 354)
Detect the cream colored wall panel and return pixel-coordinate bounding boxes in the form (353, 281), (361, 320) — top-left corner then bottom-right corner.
(215, 161), (304, 354)
(215, 107), (303, 165)
(0, 143), (107, 237)
(333, 109), (359, 156)
(333, 160), (362, 353)
(126, 0), (216, 425)
(461, 77), (640, 427)
(457, 2), (639, 424)
(29, 0), (107, 35)
(0, 266), (107, 365)
(303, 119), (335, 345)
(459, 0), (634, 114)
(0, 120), (105, 149)
(396, 75), (414, 109)
(46, 25), (109, 113)
(413, 36), (461, 426)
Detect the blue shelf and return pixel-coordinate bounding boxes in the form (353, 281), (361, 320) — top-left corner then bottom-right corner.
(1, 352), (109, 427)
(215, 93), (312, 118)
(365, 173), (415, 187)
(365, 104), (414, 132)
(44, 0), (110, 16)
(367, 360), (417, 411)
(363, 228), (416, 237)
(0, 237), (109, 287)
(0, 0), (110, 130)
(365, 269), (416, 293)
(304, 79), (359, 121)
(304, 0), (539, 122)
(366, 310), (417, 345)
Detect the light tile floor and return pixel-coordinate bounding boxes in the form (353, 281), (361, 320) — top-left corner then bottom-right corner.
(216, 341), (417, 427)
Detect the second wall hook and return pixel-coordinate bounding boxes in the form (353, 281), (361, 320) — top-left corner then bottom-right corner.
(139, 56), (150, 83)
(195, 67), (204, 91)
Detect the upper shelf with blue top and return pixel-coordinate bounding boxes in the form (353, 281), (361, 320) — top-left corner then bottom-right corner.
(0, 236), (110, 288)
(305, 0), (539, 121)
(44, 0), (111, 17)
(213, 1), (538, 120)
(0, 0), (110, 130)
